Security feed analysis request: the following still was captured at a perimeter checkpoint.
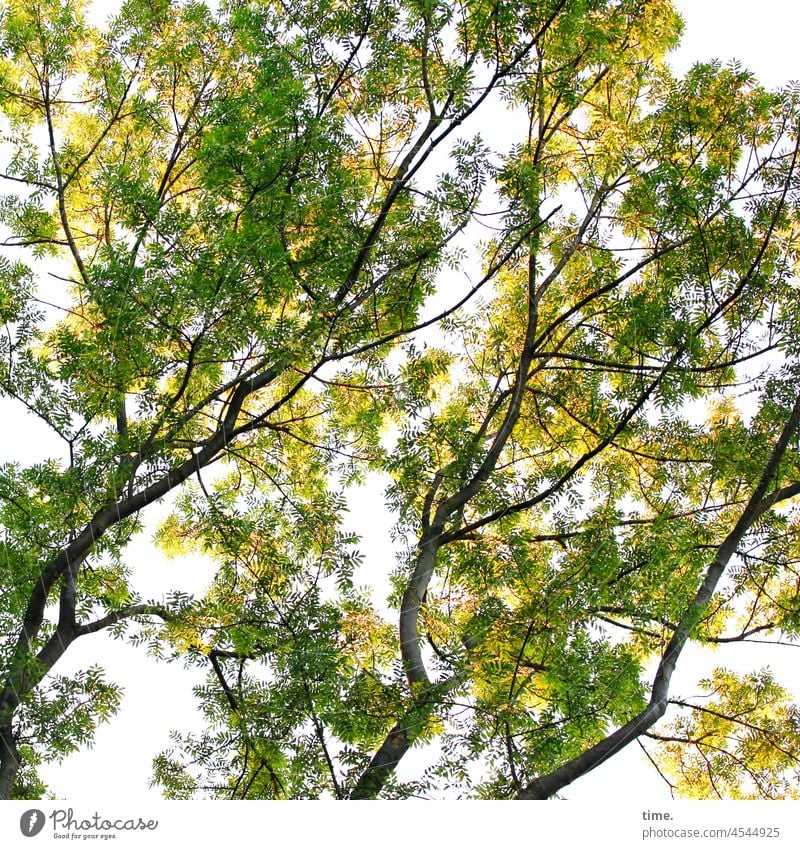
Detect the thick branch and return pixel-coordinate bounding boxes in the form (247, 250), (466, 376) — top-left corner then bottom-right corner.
(349, 675), (463, 800)
(0, 361), (283, 719)
(516, 390), (800, 799)
(400, 239), (540, 687)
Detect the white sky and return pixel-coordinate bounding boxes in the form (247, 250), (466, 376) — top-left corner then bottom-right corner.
(14, 0), (800, 802)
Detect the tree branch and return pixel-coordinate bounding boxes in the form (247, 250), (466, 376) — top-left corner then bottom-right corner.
(516, 390), (800, 799)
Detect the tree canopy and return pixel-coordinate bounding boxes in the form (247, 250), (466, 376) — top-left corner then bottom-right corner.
(1, 0), (800, 800)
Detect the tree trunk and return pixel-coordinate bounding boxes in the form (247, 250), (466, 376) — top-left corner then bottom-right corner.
(0, 723), (19, 800)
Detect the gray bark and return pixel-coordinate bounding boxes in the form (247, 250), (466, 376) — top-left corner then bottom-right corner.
(0, 723), (19, 800)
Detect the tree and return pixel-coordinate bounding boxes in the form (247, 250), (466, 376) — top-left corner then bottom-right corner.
(1, 0), (799, 801)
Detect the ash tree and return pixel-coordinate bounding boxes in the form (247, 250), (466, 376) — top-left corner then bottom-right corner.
(1, 0), (800, 800)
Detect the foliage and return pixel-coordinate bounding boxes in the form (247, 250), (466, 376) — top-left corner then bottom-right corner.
(656, 669), (800, 799)
(0, 0), (799, 800)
